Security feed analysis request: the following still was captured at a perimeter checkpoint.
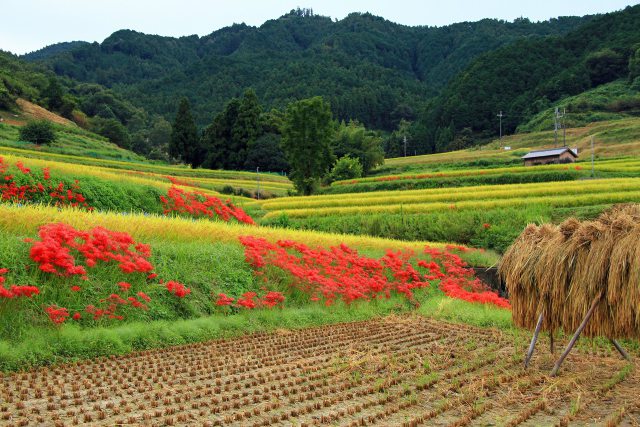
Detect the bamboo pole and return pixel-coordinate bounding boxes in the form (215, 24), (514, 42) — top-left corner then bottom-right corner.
(525, 312), (544, 368)
(610, 339), (632, 362)
(550, 292), (602, 377)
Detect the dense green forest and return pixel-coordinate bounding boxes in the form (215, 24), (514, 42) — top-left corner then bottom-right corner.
(25, 9), (587, 133)
(419, 4), (640, 153)
(0, 49), (174, 159)
(4, 6), (640, 168)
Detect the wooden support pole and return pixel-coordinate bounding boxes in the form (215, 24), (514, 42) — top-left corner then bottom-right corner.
(525, 312), (544, 368)
(550, 293), (602, 377)
(610, 339), (632, 362)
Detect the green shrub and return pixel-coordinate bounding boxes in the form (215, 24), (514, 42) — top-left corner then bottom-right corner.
(18, 120), (56, 145)
(328, 155), (363, 183)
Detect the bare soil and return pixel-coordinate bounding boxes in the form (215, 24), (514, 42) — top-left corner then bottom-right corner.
(1, 316), (638, 426)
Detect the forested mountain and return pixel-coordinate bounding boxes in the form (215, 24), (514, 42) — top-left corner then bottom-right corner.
(24, 9), (588, 131)
(419, 4), (640, 153)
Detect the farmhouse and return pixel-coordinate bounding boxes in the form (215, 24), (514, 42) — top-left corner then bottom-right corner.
(522, 147), (578, 166)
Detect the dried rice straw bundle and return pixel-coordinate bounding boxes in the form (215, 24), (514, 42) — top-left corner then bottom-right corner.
(499, 204), (640, 339)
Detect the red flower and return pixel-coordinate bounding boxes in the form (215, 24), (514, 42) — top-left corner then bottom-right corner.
(237, 291), (257, 309)
(215, 293), (235, 306)
(261, 291), (285, 308)
(137, 291), (151, 302)
(117, 281), (131, 291)
(72, 312), (81, 321)
(166, 281), (191, 298)
(45, 305), (69, 324)
(482, 223), (491, 229)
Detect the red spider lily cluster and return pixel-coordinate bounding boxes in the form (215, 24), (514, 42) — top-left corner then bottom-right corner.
(239, 237), (510, 309)
(45, 305), (69, 324)
(0, 268), (40, 299)
(166, 175), (196, 187)
(0, 157), (92, 209)
(425, 246), (510, 308)
(27, 223), (153, 280)
(160, 186), (255, 225)
(215, 291), (285, 309)
(166, 280), (191, 298)
(12, 222), (192, 325)
(239, 237), (433, 306)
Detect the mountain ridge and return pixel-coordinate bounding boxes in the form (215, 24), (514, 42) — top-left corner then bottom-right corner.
(23, 9), (589, 131)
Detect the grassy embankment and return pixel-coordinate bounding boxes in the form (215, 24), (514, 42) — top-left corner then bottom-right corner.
(0, 203), (499, 371)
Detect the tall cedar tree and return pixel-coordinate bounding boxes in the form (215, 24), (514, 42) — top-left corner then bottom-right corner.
(281, 97), (334, 195)
(170, 98), (199, 165)
(202, 89), (262, 170)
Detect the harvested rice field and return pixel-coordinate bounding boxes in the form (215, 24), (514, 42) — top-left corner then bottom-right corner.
(2, 317), (638, 427)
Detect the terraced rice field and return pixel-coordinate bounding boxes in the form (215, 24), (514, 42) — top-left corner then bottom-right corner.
(0, 146), (292, 196)
(261, 177), (640, 219)
(2, 317), (637, 427)
(332, 157), (640, 188)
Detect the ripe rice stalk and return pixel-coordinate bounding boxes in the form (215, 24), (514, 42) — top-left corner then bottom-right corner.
(499, 204), (640, 339)
(263, 188), (640, 219)
(0, 204), (479, 256)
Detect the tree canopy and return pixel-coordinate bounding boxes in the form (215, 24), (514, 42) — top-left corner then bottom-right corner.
(281, 96), (334, 195)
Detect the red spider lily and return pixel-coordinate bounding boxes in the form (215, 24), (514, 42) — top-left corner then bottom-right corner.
(215, 293), (235, 306)
(28, 223), (154, 278)
(0, 157), (92, 209)
(127, 296), (149, 310)
(261, 291), (285, 308)
(72, 312), (81, 321)
(0, 269), (40, 298)
(160, 185), (255, 225)
(166, 281), (191, 298)
(70, 286), (81, 292)
(147, 273), (158, 280)
(117, 282), (131, 291)
(237, 292), (257, 309)
(482, 223), (491, 229)
(240, 236), (510, 309)
(137, 291), (151, 302)
(15, 161), (31, 174)
(423, 246), (510, 308)
(239, 236), (430, 305)
(45, 305), (69, 324)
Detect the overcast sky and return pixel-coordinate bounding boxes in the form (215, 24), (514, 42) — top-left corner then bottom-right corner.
(1, 0), (637, 55)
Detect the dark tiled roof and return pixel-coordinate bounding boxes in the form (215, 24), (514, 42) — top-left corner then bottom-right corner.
(522, 148), (578, 160)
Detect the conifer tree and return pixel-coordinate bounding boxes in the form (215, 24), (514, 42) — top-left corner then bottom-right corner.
(170, 98), (199, 165)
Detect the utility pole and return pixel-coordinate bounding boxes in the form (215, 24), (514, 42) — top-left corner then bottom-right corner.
(554, 108), (565, 147)
(554, 108), (559, 147)
(256, 167), (260, 200)
(591, 136), (595, 178)
(497, 111), (504, 140)
(562, 108), (567, 147)
(403, 135), (407, 157)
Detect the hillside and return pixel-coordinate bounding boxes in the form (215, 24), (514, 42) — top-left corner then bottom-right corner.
(25, 9), (588, 131)
(418, 4), (640, 153)
(0, 50), (168, 159)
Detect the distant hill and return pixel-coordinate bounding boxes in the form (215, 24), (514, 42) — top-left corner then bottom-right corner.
(25, 9), (589, 131)
(418, 4), (640, 153)
(23, 41), (90, 61)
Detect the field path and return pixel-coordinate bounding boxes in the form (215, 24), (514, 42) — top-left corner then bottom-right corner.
(1, 317), (638, 426)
